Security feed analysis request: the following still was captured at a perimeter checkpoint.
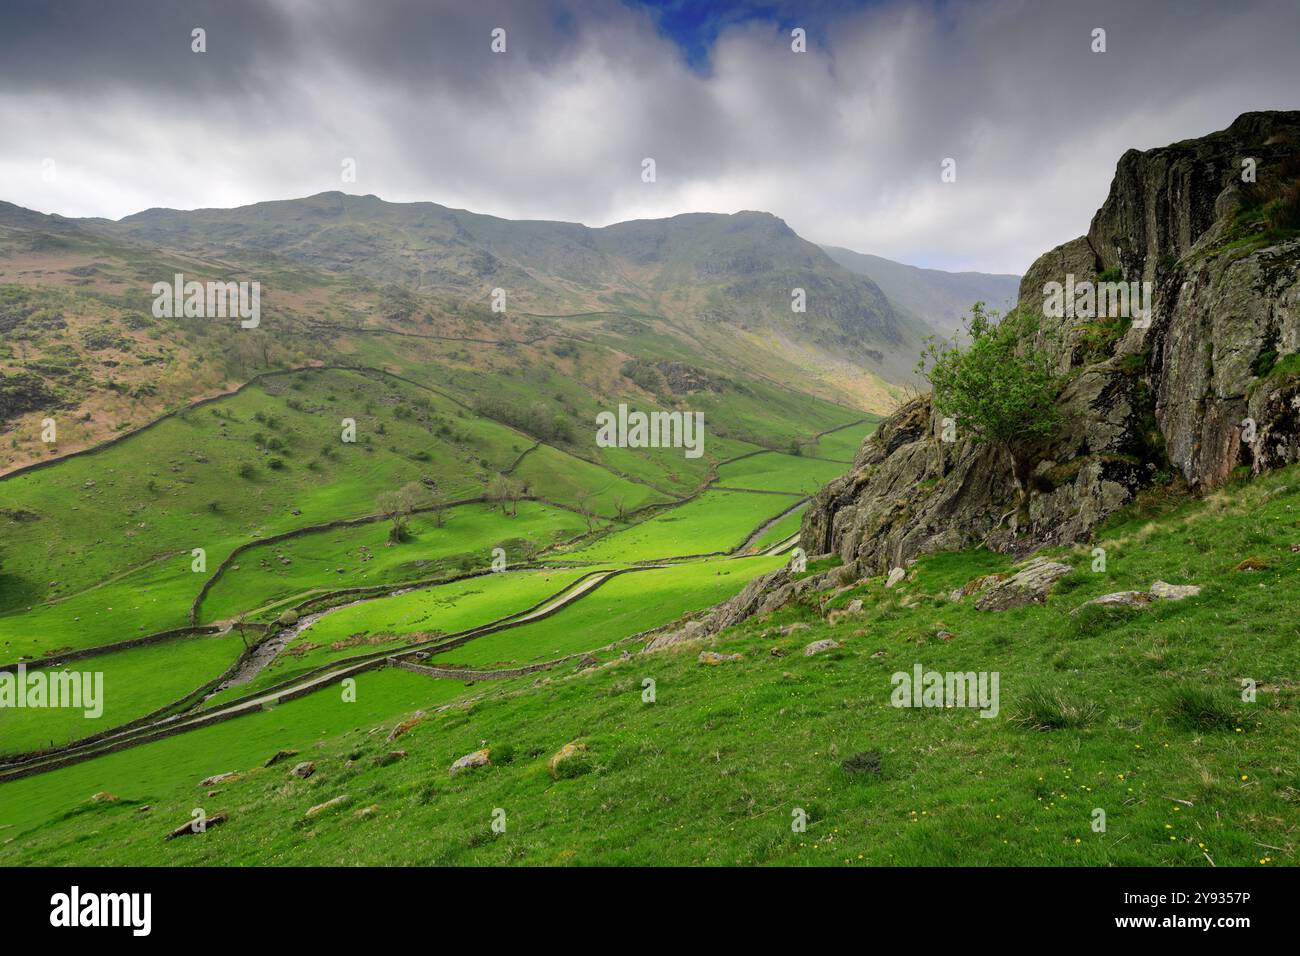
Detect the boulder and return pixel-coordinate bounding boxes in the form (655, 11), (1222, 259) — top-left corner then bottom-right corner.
(289, 761), (315, 779)
(644, 619), (708, 653)
(885, 567), (906, 588)
(1076, 590), (1152, 611)
(387, 711), (426, 742)
(198, 771), (241, 787)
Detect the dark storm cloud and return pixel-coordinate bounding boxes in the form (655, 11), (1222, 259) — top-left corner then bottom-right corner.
(1, 0), (1297, 273)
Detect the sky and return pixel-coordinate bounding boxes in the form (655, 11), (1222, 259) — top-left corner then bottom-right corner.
(1, 0), (1297, 274)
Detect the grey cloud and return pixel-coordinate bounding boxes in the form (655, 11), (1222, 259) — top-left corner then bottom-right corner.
(0, 0), (1296, 273)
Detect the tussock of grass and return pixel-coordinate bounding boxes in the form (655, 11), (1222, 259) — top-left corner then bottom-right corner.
(1066, 602), (1146, 639)
(1010, 685), (1104, 730)
(1164, 683), (1238, 732)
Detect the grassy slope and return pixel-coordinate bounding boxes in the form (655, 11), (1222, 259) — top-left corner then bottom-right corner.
(434, 554), (785, 668)
(558, 489), (797, 563)
(5, 465), (1298, 865)
(199, 500), (591, 622)
(0, 631), (246, 757)
(715, 451), (848, 494)
(809, 419), (875, 462)
(0, 367), (658, 656)
(198, 566), (602, 707)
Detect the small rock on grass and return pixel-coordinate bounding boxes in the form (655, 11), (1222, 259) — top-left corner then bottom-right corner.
(289, 761), (315, 779)
(449, 748), (491, 777)
(199, 771), (241, 787)
(165, 812), (228, 840)
(264, 749), (299, 768)
(548, 741), (589, 779)
(387, 711), (426, 742)
(698, 651), (743, 665)
(1149, 580), (1201, 600)
(803, 639), (841, 657)
(353, 804), (380, 819)
(305, 795), (350, 818)
(1078, 590), (1151, 611)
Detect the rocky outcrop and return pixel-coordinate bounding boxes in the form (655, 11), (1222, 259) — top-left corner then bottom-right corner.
(805, 112), (1300, 573)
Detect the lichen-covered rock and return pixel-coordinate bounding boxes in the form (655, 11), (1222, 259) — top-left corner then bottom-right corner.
(165, 812), (227, 840)
(1075, 591), (1151, 612)
(801, 111), (1300, 574)
(448, 748), (491, 777)
(973, 559), (1073, 611)
(803, 639), (841, 656)
(304, 795), (349, 818)
(698, 651), (743, 665)
(1150, 580), (1201, 600)
(198, 771), (241, 787)
(548, 741), (589, 779)
(643, 619), (706, 653)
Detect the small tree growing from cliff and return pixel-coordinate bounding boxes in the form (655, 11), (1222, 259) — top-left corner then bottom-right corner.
(916, 302), (1062, 529)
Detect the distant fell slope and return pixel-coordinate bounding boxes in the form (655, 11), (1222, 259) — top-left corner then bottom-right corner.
(821, 244), (1019, 338)
(110, 193), (927, 384)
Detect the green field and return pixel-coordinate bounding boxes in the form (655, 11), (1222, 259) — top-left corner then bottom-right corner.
(0, 631), (246, 756)
(559, 489), (798, 563)
(715, 450), (849, 494)
(809, 419), (876, 462)
(199, 500), (591, 622)
(433, 554), (785, 667)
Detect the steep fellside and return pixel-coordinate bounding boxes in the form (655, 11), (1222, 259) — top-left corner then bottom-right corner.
(109, 196), (927, 387)
(821, 245), (1020, 339)
(804, 111), (1300, 573)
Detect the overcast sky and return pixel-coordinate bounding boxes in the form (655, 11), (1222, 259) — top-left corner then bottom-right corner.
(1, 0), (1297, 273)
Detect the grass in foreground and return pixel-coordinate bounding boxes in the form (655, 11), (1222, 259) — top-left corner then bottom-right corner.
(3, 465), (1298, 865)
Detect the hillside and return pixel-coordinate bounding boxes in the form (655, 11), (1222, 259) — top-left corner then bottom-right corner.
(0, 195), (922, 475)
(2, 460), (1297, 865)
(821, 245), (1020, 339)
